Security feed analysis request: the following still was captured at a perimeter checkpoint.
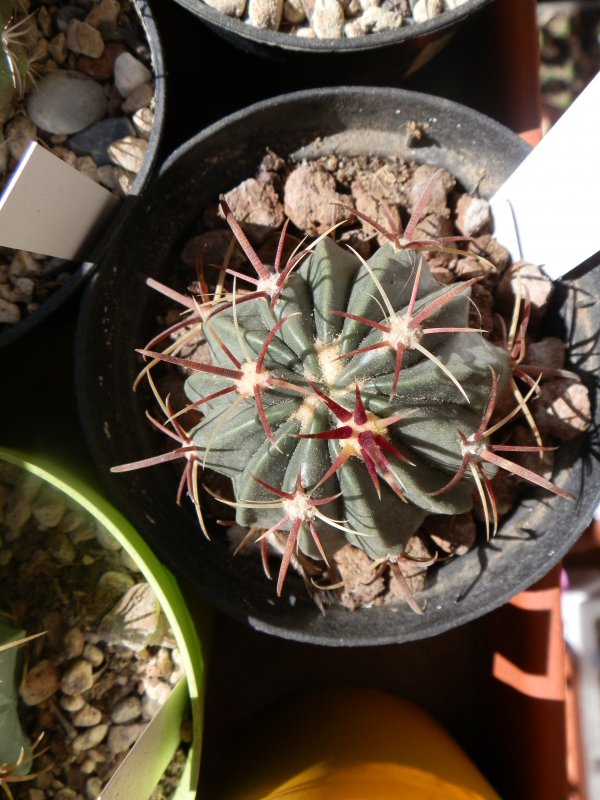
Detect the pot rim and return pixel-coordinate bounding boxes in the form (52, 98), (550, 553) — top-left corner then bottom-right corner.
(161, 83), (523, 177)
(171, 0), (493, 55)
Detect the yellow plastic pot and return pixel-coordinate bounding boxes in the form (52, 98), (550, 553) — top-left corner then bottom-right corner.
(220, 687), (500, 800)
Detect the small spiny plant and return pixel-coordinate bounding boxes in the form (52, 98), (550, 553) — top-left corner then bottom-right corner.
(0, 620), (47, 799)
(0, 0), (36, 112)
(114, 174), (574, 607)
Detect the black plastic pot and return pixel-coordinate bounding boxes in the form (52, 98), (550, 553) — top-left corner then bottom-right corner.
(0, 0), (166, 350)
(77, 86), (600, 646)
(171, 0), (493, 79)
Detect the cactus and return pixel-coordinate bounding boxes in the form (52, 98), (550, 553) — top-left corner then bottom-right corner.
(0, 0), (34, 111)
(0, 617), (32, 783)
(0, 618), (28, 766)
(0, 623), (47, 793)
(115, 177), (574, 603)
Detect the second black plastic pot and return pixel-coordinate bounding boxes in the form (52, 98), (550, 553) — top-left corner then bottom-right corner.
(170, 0), (494, 82)
(0, 0), (166, 350)
(76, 86), (600, 646)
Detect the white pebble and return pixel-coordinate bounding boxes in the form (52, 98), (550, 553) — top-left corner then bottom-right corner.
(55, 790), (78, 800)
(20, 660), (60, 705)
(85, 776), (104, 799)
(107, 723), (146, 754)
(360, 6), (403, 31)
(312, 0), (345, 38)
(72, 724), (109, 753)
(455, 195), (491, 236)
(111, 695), (142, 724)
(5, 116), (37, 161)
(143, 679), (171, 704)
(10, 277), (34, 303)
(412, 0), (443, 22)
(108, 137), (148, 174)
(114, 52), (152, 98)
(203, 0), (246, 14)
(63, 627), (85, 659)
(83, 642), (104, 667)
(61, 659), (94, 696)
(60, 693), (86, 712)
(86, 0), (121, 28)
(247, 0), (284, 28)
(72, 703), (103, 728)
(76, 155), (99, 183)
(94, 523), (121, 551)
(344, 18), (363, 34)
(132, 107), (154, 140)
(283, 0), (306, 23)
(121, 83), (154, 114)
(32, 484), (67, 527)
(66, 19), (105, 58)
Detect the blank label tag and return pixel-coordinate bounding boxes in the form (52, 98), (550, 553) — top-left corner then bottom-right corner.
(100, 678), (192, 800)
(0, 141), (119, 260)
(491, 71), (600, 280)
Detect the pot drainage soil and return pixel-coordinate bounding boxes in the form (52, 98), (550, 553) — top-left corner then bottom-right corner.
(135, 146), (592, 613)
(0, 459), (189, 799)
(0, 0), (156, 333)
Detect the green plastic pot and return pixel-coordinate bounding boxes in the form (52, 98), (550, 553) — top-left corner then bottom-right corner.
(0, 446), (210, 800)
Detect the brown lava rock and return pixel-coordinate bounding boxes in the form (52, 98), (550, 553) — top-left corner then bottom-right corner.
(222, 178), (285, 241)
(283, 162), (348, 236)
(333, 544), (385, 610)
(533, 379), (592, 441)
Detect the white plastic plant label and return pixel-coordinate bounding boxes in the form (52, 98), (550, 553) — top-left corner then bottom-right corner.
(100, 677), (193, 800)
(0, 141), (119, 260)
(490, 70), (600, 279)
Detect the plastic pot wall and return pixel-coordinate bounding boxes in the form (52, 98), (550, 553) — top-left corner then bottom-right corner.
(170, 0), (494, 80)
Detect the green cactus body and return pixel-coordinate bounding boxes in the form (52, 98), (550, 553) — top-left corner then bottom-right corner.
(0, 0), (32, 111)
(0, 616), (30, 774)
(184, 238), (511, 566)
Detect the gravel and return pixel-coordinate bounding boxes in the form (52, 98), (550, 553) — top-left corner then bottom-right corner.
(0, 459), (188, 798)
